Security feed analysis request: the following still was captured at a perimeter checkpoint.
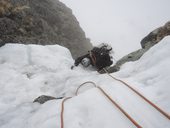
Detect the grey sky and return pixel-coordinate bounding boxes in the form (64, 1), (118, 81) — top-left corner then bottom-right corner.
(60, 0), (170, 58)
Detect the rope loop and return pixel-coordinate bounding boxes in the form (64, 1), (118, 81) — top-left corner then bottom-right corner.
(75, 81), (97, 95)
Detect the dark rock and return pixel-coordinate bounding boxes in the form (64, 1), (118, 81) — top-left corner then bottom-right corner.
(0, 17), (18, 35)
(99, 49), (147, 74)
(141, 21), (170, 49)
(0, 0), (92, 58)
(114, 49), (147, 66)
(0, 41), (5, 47)
(33, 95), (57, 104)
(0, 36), (5, 47)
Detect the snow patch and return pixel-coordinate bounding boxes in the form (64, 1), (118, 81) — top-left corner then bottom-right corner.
(0, 41), (170, 128)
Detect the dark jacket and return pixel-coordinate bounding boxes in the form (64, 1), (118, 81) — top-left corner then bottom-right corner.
(74, 46), (113, 70)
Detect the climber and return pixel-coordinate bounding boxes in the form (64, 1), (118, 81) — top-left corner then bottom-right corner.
(71, 43), (113, 71)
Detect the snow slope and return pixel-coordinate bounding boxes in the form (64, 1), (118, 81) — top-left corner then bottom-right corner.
(0, 38), (170, 128)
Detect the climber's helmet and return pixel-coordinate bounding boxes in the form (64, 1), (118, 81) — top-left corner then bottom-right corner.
(81, 58), (91, 67)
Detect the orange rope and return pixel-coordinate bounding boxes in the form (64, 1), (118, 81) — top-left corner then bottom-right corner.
(103, 68), (170, 120)
(60, 97), (72, 128)
(75, 81), (97, 95)
(60, 68), (170, 128)
(97, 86), (142, 128)
(73, 81), (142, 128)
(60, 81), (96, 128)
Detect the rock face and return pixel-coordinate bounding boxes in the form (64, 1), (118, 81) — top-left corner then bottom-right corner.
(33, 95), (62, 104)
(105, 21), (170, 73)
(141, 21), (170, 49)
(0, 0), (92, 58)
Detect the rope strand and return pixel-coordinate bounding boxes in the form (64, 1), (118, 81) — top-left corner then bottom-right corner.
(97, 86), (142, 128)
(103, 68), (170, 120)
(75, 81), (97, 95)
(60, 97), (72, 128)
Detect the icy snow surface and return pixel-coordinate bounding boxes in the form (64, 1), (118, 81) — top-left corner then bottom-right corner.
(0, 39), (170, 128)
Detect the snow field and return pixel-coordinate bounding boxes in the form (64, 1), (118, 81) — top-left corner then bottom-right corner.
(0, 40), (170, 128)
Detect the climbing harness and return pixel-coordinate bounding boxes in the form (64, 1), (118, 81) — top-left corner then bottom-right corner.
(103, 68), (170, 120)
(89, 51), (96, 66)
(60, 81), (142, 128)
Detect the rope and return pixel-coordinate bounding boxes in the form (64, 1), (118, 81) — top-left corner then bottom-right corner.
(60, 97), (72, 128)
(60, 69), (170, 128)
(103, 68), (170, 120)
(60, 81), (143, 128)
(60, 81), (97, 128)
(97, 86), (142, 128)
(75, 81), (97, 95)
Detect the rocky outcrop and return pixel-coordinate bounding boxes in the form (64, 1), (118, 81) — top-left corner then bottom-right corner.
(0, 0), (92, 58)
(141, 21), (170, 49)
(0, 42), (5, 47)
(104, 21), (170, 73)
(105, 48), (148, 73)
(33, 95), (63, 104)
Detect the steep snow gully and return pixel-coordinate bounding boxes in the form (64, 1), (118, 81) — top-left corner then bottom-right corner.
(0, 37), (170, 128)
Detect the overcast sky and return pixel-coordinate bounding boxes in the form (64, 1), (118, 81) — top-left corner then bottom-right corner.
(60, 0), (170, 58)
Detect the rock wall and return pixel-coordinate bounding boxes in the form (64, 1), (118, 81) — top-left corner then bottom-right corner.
(0, 0), (92, 59)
